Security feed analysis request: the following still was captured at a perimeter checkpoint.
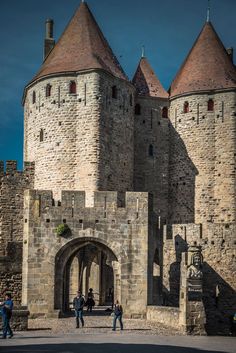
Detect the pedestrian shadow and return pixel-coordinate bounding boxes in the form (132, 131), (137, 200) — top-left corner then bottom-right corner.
(2, 343), (231, 353)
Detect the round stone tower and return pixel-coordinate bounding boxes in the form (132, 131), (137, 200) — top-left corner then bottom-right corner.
(169, 21), (236, 224)
(23, 1), (134, 203)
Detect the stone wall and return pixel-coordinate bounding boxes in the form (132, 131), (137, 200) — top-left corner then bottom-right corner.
(98, 72), (135, 195)
(24, 70), (134, 204)
(147, 305), (180, 329)
(0, 161), (34, 304)
(0, 252), (23, 306)
(169, 90), (236, 224)
(22, 190), (154, 318)
(134, 96), (169, 218)
(0, 161), (35, 255)
(163, 223), (236, 334)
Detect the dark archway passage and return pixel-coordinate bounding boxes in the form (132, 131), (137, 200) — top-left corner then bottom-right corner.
(54, 238), (118, 314)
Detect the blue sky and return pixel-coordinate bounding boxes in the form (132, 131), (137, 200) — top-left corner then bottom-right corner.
(0, 0), (235, 169)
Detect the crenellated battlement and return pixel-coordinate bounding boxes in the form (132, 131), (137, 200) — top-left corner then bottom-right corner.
(0, 160), (35, 177)
(164, 222), (236, 250)
(24, 189), (151, 224)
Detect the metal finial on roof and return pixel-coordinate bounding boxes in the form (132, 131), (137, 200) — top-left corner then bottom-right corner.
(207, 0), (210, 22)
(141, 45), (145, 58)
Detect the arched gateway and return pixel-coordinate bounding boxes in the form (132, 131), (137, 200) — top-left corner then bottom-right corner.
(54, 238), (119, 313)
(22, 189), (155, 318)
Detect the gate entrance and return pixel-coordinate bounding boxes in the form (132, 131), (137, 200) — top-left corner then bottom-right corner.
(54, 239), (117, 313)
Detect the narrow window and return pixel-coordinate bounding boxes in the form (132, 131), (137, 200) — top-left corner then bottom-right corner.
(112, 85), (117, 99)
(208, 99), (214, 111)
(32, 91), (36, 104)
(69, 81), (76, 94)
(135, 103), (141, 115)
(130, 94), (133, 106)
(46, 84), (52, 97)
(162, 106), (168, 118)
(39, 129), (44, 142)
(183, 101), (189, 114)
(148, 144), (154, 157)
(222, 101), (224, 122)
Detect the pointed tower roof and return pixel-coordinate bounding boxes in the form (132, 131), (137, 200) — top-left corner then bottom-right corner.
(132, 57), (168, 98)
(170, 22), (236, 98)
(32, 1), (127, 82)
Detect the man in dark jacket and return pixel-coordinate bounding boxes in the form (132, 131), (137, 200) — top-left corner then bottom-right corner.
(1, 293), (14, 339)
(73, 291), (85, 328)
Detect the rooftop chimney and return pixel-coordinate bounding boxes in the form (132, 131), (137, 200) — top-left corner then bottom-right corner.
(44, 19), (55, 60)
(226, 47), (234, 63)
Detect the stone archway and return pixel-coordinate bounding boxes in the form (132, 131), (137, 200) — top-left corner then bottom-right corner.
(54, 237), (119, 314)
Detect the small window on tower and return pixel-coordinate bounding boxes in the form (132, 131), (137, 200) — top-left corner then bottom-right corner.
(162, 106), (168, 118)
(148, 144), (154, 157)
(69, 81), (76, 94)
(135, 104), (141, 115)
(183, 101), (189, 113)
(46, 84), (52, 97)
(39, 129), (44, 142)
(32, 91), (36, 104)
(130, 94), (133, 106)
(112, 85), (117, 99)
(208, 99), (214, 111)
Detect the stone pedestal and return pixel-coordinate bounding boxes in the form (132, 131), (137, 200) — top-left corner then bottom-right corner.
(179, 246), (206, 335)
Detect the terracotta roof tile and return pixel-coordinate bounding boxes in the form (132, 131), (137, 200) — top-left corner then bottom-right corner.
(132, 57), (168, 98)
(32, 2), (127, 82)
(170, 22), (236, 98)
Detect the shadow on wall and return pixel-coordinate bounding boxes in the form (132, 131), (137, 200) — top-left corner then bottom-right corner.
(168, 122), (199, 224)
(202, 262), (236, 336)
(163, 235), (188, 307)
(3, 343), (229, 353)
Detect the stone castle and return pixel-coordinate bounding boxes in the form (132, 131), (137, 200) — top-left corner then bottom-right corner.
(0, 1), (235, 335)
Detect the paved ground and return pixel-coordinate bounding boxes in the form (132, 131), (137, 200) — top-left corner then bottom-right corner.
(0, 313), (235, 353)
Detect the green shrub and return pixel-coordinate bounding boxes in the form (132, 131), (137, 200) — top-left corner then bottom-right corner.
(55, 223), (70, 236)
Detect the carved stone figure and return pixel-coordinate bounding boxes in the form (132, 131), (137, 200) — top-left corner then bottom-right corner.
(187, 250), (203, 280)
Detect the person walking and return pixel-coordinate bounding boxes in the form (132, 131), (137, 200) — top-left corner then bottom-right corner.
(1, 293), (14, 339)
(86, 288), (95, 313)
(112, 300), (123, 331)
(73, 290), (85, 328)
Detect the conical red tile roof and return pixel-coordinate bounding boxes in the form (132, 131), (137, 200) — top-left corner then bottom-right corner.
(132, 57), (168, 98)
(32, 2), (127, 82)
(170, 22), (236, 98)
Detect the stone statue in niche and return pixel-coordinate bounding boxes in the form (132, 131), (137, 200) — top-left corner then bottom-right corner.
(187, 246), (203, 300)
(187, 249), (203, 280)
